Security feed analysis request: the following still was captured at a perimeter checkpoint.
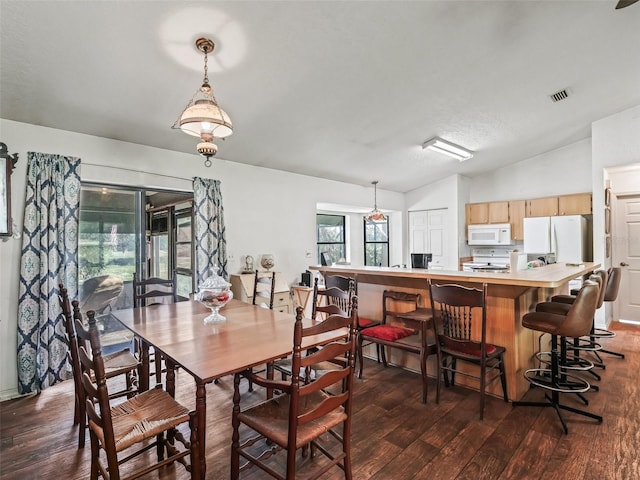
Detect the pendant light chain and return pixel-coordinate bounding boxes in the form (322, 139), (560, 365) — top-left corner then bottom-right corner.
(373, 181), (379, 209)
(202, 46), (209, 86)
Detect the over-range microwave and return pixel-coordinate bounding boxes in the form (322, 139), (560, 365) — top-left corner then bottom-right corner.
(467, 223), (513, 246)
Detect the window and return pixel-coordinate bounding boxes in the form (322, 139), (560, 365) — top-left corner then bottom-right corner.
(316, 214), (346, 265)
(364, 218), (389, 266)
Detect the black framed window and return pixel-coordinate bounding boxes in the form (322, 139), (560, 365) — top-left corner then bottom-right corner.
(316, 214), (346, 265)
(364, 218), (389, 266)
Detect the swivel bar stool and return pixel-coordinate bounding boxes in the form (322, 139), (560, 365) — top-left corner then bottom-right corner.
(550, 268), (624, 371)
(533, 272), (605, 405)
(589, 267), (624, 360)
(513, 280), (602, 434)
(535, 271), (605, 386)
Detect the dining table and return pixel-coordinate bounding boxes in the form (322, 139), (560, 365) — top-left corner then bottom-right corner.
(111, 298), (346, 479)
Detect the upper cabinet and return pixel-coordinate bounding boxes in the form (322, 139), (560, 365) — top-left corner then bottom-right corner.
(558, 193), (592, 215)
(525, 193), (592, 217)
(508, 200), (526, 241)
(488, 201), (509, 224)
(467, 203), (489, 225)
(526, 196), (559, 217)
(466, 201), (509, 225)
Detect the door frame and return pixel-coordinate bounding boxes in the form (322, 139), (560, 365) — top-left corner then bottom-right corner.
(606, 163), (640, 324)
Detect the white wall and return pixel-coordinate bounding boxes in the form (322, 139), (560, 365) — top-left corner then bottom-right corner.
(470, 138), (592, 202)
(0, 119), (404, 399)
(592, 105), (640, 326)
(404, 174), (467, 269)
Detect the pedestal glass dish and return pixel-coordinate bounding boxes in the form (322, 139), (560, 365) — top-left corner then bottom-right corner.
(195, 267), (233, 323)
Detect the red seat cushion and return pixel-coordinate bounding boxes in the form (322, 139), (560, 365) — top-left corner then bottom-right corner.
(358, 317), (377, 328)
(362, 325), (415, 342)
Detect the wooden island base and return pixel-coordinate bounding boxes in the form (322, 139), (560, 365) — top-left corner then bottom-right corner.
(310, 263), (599, 401)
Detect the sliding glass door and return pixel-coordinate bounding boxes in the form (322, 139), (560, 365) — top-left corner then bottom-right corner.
(79, 183), (193, 309)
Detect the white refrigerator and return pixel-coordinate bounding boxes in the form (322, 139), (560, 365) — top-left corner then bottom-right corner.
(523, 215), (588, 263)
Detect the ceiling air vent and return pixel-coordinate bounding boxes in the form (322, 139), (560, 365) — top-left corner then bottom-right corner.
(549, 89), (569, 103)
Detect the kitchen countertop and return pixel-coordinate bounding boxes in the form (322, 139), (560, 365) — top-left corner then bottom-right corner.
(309, 262), (599, 289)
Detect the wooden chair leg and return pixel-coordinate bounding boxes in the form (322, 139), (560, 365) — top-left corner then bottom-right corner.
(479, 363), (486, 421)
(357, 334), (364, 379)
(420, 348), (428, 404)
(78, 394), (86, 449)
(499, 355), (508, 402)
(381, 345), (389, 368)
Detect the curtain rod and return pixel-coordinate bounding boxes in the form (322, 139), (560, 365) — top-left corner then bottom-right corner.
(81, 162), (193, 182)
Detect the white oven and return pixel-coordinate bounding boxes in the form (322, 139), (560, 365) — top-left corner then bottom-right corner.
(462, 247), (511, 272)
(467, 223), (513, 246)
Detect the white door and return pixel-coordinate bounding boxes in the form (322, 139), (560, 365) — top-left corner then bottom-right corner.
(409, 209), (447, 269)
(613, 194), (640, 322)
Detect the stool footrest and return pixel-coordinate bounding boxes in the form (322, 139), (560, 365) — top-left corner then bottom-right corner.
(569, 338), (603, 352)
(591, 328), (615, 339)
(535, 352), (594, 372)
(523, 368), (591, 394)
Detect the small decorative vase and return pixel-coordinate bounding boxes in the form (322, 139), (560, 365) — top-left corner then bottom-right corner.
(195, 266), (233, 324)
(260, 254), (275, 271)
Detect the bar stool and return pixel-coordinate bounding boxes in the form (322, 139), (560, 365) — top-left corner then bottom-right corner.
(548, 269), (613, 374)
(590, 267), (624, 360)
(535, 272), (605, 385)
(512, 280), (602, 434)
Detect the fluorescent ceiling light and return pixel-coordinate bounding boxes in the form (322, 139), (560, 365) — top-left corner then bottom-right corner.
(422, 137), (473, 162)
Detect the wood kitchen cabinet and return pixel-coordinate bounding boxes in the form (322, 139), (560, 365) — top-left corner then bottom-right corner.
(526, 196), (559, 217)
(558, 193), (592, 215)
(467, 203), (489, 224)
(508, 200), (526, 240)
(466, 201), (509, 225)
(488, 201), (510, 223)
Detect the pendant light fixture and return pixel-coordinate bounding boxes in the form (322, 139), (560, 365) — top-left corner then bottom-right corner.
(364, 181), (386, 222)
(173, 37), (233, 167)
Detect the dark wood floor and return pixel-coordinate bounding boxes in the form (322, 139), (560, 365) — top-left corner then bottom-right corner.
(2, 322), (639, 480)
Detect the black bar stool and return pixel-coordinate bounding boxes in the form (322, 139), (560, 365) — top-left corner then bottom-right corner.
(512, 280), (602, 434)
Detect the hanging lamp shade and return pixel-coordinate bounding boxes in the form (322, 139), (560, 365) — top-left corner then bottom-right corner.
(364, 181), (386, 222)
(173, 37), (233, 166)
(178, 88), (233, 139)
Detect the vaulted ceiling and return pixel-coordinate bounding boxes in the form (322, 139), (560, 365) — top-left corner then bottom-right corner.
(1, 1), (639, 192)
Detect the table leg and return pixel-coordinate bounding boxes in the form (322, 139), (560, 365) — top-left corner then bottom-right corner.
(195, 380), (207, 479)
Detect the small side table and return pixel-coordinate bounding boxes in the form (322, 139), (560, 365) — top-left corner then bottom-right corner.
(291, 285), (313, 317)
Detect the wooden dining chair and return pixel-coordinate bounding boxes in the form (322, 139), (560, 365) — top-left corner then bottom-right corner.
(252, 270), (276, 309)
(59, 284), (139, 449)
(79, 310), (200, 479)
(132, 271), (178, 307)
(231, 299), (358, 480)
(273, 277), (355, 382)
(133, 271), (178, 384)
(428, 280), (508, 420)
(311, 276), (354, 320)
(357, 290), (436, 403)
(322, 275), (381, 367)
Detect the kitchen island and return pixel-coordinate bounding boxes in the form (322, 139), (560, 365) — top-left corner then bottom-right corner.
(310, 262), (599, 401)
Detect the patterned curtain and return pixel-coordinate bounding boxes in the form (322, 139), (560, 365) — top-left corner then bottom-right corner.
(193, 177), (227, 285)
(17, 152), (81, 394)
